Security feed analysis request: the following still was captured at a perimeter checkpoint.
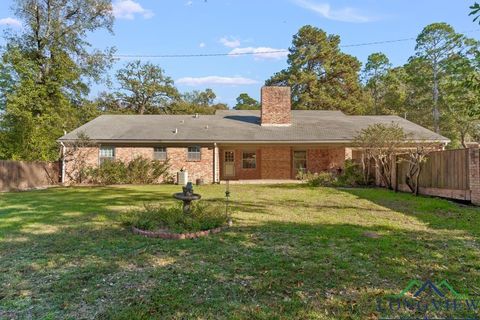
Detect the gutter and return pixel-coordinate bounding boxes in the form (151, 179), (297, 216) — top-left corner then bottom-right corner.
(60, 142), (66, 184)
(57, 138), (451, 145)
(213, 142), (218, 183)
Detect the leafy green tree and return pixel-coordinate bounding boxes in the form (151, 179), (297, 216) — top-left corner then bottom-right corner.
(234, 93), (260, 110)
(0, 0), (114, 160)
(266, 25), (366, 114)
(172, 89), (227, 115)
(182, 88), (216, 106)
(442, 54), (480, 147)
(0, 59), (14, 112)
(378, 67), (410, 117)
(114, 60), (179, 115)
(471, 2), (480, 23)
(413, 23), (464, 133)
(363, 52), (391, 114)
(402, 57), (436, 127)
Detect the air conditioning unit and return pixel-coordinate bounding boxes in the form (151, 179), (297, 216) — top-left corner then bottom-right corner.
(177, 170), (188, 186)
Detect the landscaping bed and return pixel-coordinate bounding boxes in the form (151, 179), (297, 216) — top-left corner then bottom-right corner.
(122, 202), (231, 239)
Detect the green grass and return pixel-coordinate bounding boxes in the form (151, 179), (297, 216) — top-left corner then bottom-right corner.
(1, 184), (480, 319)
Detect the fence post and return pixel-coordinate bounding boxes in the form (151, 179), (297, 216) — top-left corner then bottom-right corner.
(468, 147), (480, 205)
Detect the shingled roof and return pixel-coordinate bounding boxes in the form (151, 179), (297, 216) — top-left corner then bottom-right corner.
(59, 109), (449, 144)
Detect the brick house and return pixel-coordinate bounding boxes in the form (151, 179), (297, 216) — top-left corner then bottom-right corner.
(58, 86), (449, 184)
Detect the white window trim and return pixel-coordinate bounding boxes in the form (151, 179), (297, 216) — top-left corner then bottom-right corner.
(187, 146), (201, 162)
(153, 147), (167, 160)
(99, 146), (115, 165)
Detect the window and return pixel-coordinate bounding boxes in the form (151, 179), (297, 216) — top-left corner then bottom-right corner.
(242, 151), (256, 169)
(154, 147), (167, 160)
(187, 146), (201, 161)
(99, 146), (115, 164)
(293, 151), (307, 174)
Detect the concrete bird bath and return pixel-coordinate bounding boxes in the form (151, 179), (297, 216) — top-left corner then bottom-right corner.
(173, 182), (201, 213)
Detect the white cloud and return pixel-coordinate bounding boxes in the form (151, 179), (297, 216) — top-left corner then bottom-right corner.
(293, 0), (373, 23)
(112, 0), (153, 20)
(185, 1), (193, 6)
(228, 47), (288, 60)
(219, 37), (241, 48)
(177, 76), (259, 86)
(199, 42), (206, 48)
(0, 17), (21, 28)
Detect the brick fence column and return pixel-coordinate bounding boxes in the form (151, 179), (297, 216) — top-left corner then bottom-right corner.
(469, 147), (480, 205)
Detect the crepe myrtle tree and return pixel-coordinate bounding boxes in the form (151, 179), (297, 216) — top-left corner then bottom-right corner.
(402, 143), (440, 196)
(354, 123), (408, 189)
(62, 131), (96, 184)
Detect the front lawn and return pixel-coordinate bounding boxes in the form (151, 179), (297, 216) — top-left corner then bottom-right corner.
(1, 184), (479, 319)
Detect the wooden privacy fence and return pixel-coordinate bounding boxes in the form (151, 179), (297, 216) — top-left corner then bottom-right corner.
(390, 147), (480, 204)
(0, 161), (60, 192)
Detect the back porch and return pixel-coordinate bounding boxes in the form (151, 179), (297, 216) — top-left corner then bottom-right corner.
(217, 145), (352, 181)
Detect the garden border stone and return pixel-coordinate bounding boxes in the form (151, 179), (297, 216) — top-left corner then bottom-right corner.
(132, 225), (228, 240)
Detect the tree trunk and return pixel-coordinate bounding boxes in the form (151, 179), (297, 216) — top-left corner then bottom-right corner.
(461, 132), (467, 149)
(432, 66), (440, 134)
(361, 153), (370, 185)
(414, 166), (421, 196)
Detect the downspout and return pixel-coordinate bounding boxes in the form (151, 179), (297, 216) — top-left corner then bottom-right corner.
(213, 142), (217, 184)
(60, 141), (66, 184)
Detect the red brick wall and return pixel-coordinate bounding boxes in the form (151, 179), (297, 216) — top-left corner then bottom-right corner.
(116, 147), (154, 161)
(469, 147), (480, 205)
(235, 148), (262, 179)
(167, 147), (214, 183)
(307, 148), (346, 174)
(260, 86), (291, 126)
(219, 146), (347, 180)
(64, 146), (99, 184)
(66, 145), (348, 183)
(64, 146), (214, 184)
(261, 147), (291, 179)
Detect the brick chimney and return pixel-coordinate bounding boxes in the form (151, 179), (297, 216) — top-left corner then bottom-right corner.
(260, 86), (292, 126)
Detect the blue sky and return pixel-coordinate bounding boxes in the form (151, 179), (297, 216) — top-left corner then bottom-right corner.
(0, 0), (479, 107)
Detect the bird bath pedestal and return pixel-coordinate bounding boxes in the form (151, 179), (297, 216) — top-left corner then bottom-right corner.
(173, 182), (201, 213)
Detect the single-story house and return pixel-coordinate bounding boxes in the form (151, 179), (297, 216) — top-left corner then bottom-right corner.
(58, 86), (449, 183)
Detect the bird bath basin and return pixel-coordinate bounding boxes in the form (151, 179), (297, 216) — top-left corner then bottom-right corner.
(173, 182), (201, 213)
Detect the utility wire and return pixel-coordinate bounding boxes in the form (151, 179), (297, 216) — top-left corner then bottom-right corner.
(112, 29), (480, 59)
(1, 29), (479, 59)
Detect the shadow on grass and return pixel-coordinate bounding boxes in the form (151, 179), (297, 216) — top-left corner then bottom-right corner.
(1, 185), (480, 319)
(2, 222), (480, 319)
(0, 186), (178, 233)
(340, 187), (480, 237)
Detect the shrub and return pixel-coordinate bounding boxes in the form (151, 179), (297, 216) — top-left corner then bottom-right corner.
(88, 156), (170, 185)
(337, 160), (364, 187)
(127, 157), (170, 184)
(122, 201), (228, 233)
(297, 171), (337, 187)
(89, 160), (128, 185)
(307, 172), (337, 187)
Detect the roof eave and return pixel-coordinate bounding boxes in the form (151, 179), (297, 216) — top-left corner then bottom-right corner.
(57, 138), (450, 144)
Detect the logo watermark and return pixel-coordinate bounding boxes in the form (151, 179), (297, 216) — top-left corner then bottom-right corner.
(375, 279), (479, 320)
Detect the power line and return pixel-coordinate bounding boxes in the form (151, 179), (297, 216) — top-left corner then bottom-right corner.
(1, 29), (479, 59)
(112, 29), (480, 59)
